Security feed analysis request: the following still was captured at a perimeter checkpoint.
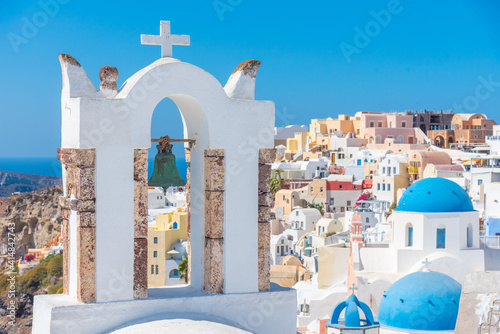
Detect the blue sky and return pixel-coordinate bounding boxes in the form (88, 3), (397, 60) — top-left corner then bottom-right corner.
(1, 0), (499, 158)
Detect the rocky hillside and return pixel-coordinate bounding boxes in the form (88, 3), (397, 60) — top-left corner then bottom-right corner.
(0, 170), (62, 197)
(0, 187), (63, 271)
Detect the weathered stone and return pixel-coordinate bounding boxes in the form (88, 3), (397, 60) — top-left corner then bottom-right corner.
(258, 192), (273, 207)
(77, 212), (95, 227)
(62, 219), (69, 294)
(57, 148), (95, 167)
(204, 149), (224, 157)
(70, 199), (95, 212)
(134, 180), (148, 237)
(258, 246), (271, 291)
(205, 156), (225, 191)
(133, 149), (148, 182)
(204, 238), (223, 293)
(205, 191), (224, 239)
(185, 148), (191, 163)
(99, 66), (118, 92)
(259, 148), (276, 164)
(258, 205), (271, 222)
(65, 166), (77, 197)
(258, 164), (272, 193)
(258, 222), (270, 250)
(77, 227), (95, 303)
(134, 238), (148, 299)
(59, 196), (70, 209)
(76, 167), (95, 200)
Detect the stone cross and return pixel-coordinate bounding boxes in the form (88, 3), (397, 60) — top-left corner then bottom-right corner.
(141, 21), (190, 58)
(349, 283), (358, 294)
(422, 258), (432, 271)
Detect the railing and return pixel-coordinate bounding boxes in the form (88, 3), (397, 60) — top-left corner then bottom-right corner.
(408, 166), (418, 174)
(486, 136), (500, 141)
(480, 236), (500, 249)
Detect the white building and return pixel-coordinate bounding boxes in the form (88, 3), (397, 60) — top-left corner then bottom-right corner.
(148, 187), (165, 209)
(272, 158), (329, 180)
(274, 125), (308, 146)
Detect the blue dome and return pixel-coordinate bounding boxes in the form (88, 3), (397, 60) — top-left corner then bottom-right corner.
(327, 294), (379, 329)
(378, 271), (462, 331)
(396, 178), (473, 213)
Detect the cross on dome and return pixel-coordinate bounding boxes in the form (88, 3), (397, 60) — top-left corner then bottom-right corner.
(349, 283), (358, 295)
(141, 21), (190, 58)
(422, 258), (432, 271)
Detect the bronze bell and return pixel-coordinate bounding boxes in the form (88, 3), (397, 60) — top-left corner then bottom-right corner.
(148, 144), (186, 188)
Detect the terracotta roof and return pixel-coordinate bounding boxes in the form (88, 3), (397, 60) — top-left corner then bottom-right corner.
(434, 164), (464, 171)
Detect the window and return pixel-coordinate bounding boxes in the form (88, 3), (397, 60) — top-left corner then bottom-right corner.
(347, 201), (351, 206)
(402, 121), (406, 128)
(154, 237), (158, 244)
(406, 223), (413, 247)
(339, 185), (343, 189)
(377, 183), (380, 191)
(467, 224), (473, 248)
(320, 187), (323, 192)
(478, 179), (483, 185)
(382, 184), (386, 191)
(155, 265), (159, 275)
(436, 226), (446, 248)
(153, 251), (157, 258)
(173, 222), (178, 229)
(340, 207), (345, 212)
(388, 184), (391, 191)
(310, 187), (314, 193)
(393, 167), (396, 174)
(169, 269), (179, 278)
(369, 121), (375, 127)
(151, 265), (154, 275)
(366, 217), (369, 223)
(330, 198), (334, 205)
(383, 167), (386, 174)
(378, 121), (383, 127)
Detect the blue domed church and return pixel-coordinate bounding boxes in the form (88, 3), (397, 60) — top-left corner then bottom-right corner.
(386, 177), (485, 283)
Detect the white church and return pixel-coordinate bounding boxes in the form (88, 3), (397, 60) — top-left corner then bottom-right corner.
(32, 21), (296, 333)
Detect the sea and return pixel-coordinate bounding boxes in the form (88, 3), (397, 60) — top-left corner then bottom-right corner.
(0, 157), (188, 180)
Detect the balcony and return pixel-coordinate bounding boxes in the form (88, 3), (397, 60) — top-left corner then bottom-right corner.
(480, 236), (500, 249)
(408, 166), (418, 174)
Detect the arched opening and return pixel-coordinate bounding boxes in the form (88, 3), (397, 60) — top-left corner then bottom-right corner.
(375, 135), (382, 144)
(467, 223), (473, 248)
(448, 136), (454, 147)
(147, 98), (190, 290)
(396, 135), (404, 144)
(420, 124), (426, 132)
(436, 225), (446, 248)
(434, 135), (445, 148)
(169, 269), (179, 278)
(406, 223), (413, 247)
(369, 136), (375, 144)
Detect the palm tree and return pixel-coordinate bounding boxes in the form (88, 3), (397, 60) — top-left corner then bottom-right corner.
(178, 254), (188, 283)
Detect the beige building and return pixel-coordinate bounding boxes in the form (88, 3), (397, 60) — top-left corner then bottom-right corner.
(148, 211), (188, 287)
(270, 255), (310, 288)
(274, 189), (302, 218)
(408, 151), (451, 182)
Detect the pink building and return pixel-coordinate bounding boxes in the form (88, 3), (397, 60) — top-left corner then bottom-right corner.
(359, 112), (419, 144)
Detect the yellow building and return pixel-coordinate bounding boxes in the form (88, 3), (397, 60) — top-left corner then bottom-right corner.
(285, 132), (309, 159)
(148, 211), (188, 287)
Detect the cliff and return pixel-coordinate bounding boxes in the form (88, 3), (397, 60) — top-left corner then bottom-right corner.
(0, 170), (62, 198)
(0, 187), (63, 270)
